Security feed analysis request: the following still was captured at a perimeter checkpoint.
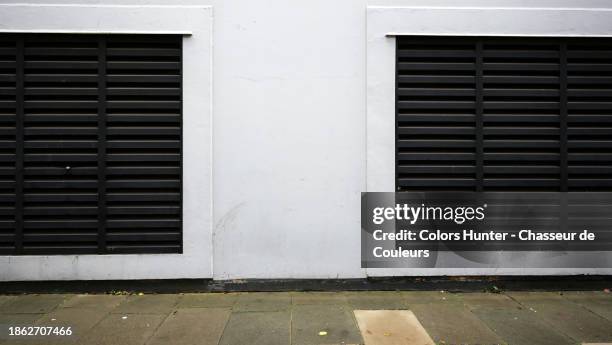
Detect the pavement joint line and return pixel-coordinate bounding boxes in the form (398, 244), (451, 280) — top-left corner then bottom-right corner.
(348, 304), (363, 343)
(289, 298), (293, 345)
(464, 300), (512, 345)
(217, 309), (232, 345)
(560, 293), (612, 324)
(112, 312), (174, 315)
(231, 308), (290, 313)
(68, 303), (114, 343)
(143, 310), (174, 345)
(502, 292), (579, 343)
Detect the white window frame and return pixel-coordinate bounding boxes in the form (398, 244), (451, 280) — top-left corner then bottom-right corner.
(366, 6), (612, 276)
(0, 4), (213, 280)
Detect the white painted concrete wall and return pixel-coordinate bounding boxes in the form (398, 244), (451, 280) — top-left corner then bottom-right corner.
(1, 0), (612, 280)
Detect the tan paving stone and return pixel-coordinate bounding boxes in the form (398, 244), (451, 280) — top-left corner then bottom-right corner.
(147, 308), (231, 345)
(354, 310), (434, 345)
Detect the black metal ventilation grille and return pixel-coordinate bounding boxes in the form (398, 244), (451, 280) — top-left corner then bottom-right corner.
(396, 36), (612, 192)
(0, 34), (182, 255)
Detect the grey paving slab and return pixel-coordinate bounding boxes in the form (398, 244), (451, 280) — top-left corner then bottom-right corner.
(345, 291), (407, 310)
(0, 313), (45, 325)
(0, 296), (15, 309)
(291, 292), (347, 305)
(410, 303), (506, 345)
(561, 291), (612, 322)
(233, 292), (291, 312)
(60, 294), (126, 312)
(506, 291), (564, 302)
(0, 294), (70, 314)
(401, 291), (463, 306)
(459, 292), (521, 309)
(509, 292), (612, 343)
(177, 293), (238, 309)
(561, 291), (609, 298)
(291, 304), (362, 345)
(7, 308), (110, 345)
(472, 306), (575, 345)
(40, 307), (108, 335)
(219, 311), (290, 345)
(147, 308), (230, 345)
(78, 313), (166, 345)
(112, 294), (177, 315)
(0, 314), (45, 345)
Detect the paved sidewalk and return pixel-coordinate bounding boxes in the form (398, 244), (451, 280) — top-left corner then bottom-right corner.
(0, 290), (611, 345)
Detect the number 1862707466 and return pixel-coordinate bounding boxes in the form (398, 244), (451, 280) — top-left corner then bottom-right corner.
(8, 326), (73, 337)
